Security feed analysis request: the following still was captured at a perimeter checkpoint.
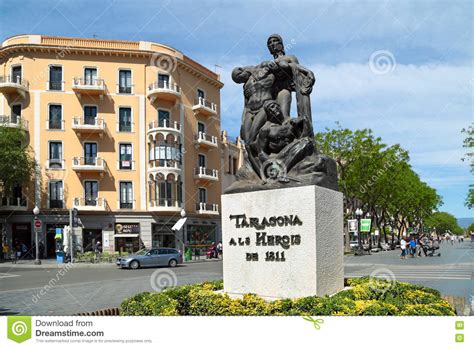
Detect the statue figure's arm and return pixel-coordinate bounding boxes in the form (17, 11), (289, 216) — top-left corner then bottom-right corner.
(289, 63), (315, 95)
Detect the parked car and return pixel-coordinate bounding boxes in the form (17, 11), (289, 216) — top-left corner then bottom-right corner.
(116, 248), (182, 269)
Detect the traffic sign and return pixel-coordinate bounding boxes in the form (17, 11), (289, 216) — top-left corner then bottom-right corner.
(34, 219), (42, 229)
(360, 219), (371, 232)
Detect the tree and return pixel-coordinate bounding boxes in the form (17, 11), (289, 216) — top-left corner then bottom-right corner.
(0, 125), (36, 197)
(315, 123), (442, 244)
(425, 212), (463, 236)
(461, 124), (473, 209)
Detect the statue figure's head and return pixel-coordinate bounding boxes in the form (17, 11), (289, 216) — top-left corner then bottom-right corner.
(267, 34), (285, 58)
(263, 100), (284, 124)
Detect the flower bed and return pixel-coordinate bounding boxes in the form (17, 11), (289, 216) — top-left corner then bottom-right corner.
(120, 277), (455, 316)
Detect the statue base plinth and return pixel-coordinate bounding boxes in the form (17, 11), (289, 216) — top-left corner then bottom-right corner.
(222, 184), (344, 299)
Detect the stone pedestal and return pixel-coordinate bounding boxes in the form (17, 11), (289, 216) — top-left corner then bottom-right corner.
(221, 185), (344, 299)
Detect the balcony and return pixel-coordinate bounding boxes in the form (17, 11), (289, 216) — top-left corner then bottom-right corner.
(149, 199), (182, 212)
(193, 97), (217, 117)
(193, 132), (218, 148)
(194, 167), (218, 182)
(147, 119), (181, 138)
(46, 158), (65, 170)
(148, 159), (181, 176)
(0, 115), (28, 131)
(72, 157), (106, 176)
(0, 75), (29, 98)
(195, 203), (219, 215)
(72, 117), (106, 137)
(73, 197), (107, 211)
(0, 197), (28, 211)
(147, 80), (181, 103)
(72, 77), (106, 99)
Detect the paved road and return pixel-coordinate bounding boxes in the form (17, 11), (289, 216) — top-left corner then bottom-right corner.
(0, 262), (222, 316)
(345, 242), (473, 314)
(0, 242), (472, 315)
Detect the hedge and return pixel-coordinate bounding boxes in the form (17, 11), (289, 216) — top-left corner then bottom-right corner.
(120, 277), (455, 316)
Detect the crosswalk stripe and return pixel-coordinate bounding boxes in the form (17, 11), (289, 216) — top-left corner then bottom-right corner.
(0, 273), (20, 279)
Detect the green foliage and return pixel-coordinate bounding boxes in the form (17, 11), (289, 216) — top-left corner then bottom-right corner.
(120, 278), (454, 316)
(462, 124), (473, 209)
(425, 212), (463, 235)
(0, 126), (36, 196)
(314, 123), (442, 237)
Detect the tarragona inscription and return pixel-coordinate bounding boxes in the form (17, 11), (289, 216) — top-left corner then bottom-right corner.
(228, 214), (302, 262)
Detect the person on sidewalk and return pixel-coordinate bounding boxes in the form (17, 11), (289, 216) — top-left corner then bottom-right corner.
(400, 238), (407, 259)
(217, 241), (223, 258)
(409, 237), (416, 258)
(94, 241), (102, 262)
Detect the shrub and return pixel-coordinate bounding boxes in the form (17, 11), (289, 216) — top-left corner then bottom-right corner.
(120, 277), (455, 316)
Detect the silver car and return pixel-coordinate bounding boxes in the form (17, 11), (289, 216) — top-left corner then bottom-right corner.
(116, 248), (182, 269)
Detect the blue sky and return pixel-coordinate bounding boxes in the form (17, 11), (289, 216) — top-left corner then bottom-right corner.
(1, 0), (472, 218)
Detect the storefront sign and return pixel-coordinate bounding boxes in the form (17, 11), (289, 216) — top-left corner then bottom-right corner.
(115, 223), (140, 234)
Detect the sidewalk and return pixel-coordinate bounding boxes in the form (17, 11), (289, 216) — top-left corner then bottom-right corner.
(0, 257), (222, 269)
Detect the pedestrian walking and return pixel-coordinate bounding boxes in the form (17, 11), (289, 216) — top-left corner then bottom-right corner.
(409, 237), (416, 258)
(2, 244), (9, 260)
(217, 241), (223, 258)
(400, 238), (407, 259)
(94, 241), (102, 262)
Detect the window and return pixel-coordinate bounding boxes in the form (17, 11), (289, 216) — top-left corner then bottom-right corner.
(84, 181), (98, 206)
(158, 110), (170, 127)
(84, 68), (97, 85)
(48, 104), (62, 129)
(232, 157), (237, 175)
(49, 181), (63, 208)
(11, 66), (22, 84)
(158, 73), (169, 88)
(119, 107), (132, 132)
(119, 143), (132, 169)
(159, 180), (172, 206)
(199, 188), (207, 204)
(119, 69), (132, 93)
(228, 155), (232, 174)
(49, 142), (63, 169)
(49, 66), (62, 90)
(84, 106), (97, 125)
(120, 182), (133, 209)
(197, 122), (205, 134)
(11, 104), (21, 124)
(197, 89), (205, 99)
(84, 142), (97, 165)
(198, 154), (206, 168)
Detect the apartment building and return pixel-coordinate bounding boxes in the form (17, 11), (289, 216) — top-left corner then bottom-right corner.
(0, 34), (229, 257)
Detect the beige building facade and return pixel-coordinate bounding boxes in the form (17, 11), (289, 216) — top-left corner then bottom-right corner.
(0, 34), (236, 257)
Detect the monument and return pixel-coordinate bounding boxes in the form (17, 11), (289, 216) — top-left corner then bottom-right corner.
(222, 34), (343, 299)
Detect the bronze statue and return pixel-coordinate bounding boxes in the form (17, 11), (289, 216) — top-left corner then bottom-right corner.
(224, 34), (338, 194)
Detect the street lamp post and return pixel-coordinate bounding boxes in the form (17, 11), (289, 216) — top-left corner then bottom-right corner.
(390, 216), (395, 250)
(180, 209), (187, 262)
(379, 222), (384, 249)
(355, 208), (363, 255)
(366, 212), (372, 253)
(33, 205), (41, 265)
